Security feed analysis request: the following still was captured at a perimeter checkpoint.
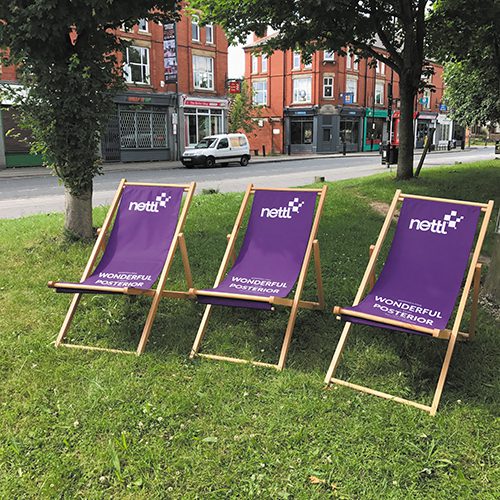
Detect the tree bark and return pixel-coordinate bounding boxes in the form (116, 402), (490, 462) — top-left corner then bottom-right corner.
(64, 184), (94, 240)
(397, 82), (416, 179)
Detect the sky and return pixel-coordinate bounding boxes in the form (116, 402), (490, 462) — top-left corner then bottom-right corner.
(228, 43), (245, 79)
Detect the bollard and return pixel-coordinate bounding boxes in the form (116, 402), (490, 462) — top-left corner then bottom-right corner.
(262, 145), (266, 157)
(254, 149), (258, 156)
(342, 142), (346, 156)
(287, 144), (291, 156)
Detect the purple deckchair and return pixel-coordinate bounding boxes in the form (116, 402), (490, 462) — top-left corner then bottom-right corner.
(190, 184), (328, 370)
(325, 190), (494, 415)
(48, 180), (196, 355)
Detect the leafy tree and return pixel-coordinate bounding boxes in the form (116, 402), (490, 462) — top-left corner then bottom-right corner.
(192, 0), (438, 179)
(227, 80), (260, 133)
(0, 1), (177, 239)
(430, 0), (500, 127)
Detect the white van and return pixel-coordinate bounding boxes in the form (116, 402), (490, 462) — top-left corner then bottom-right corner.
(181, 133), (251, 168)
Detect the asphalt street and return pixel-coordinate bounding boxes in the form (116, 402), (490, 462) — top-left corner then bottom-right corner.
(0, 147), (494, 219)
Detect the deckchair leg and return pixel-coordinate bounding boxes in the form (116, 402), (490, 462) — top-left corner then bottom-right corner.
(313, 240), (325, 309)
(324, 321), (353, 384)
(468, 263), (482, 341)
(55, 293), (82, 347)
(277, 303), (300, 370)
(190, 304), (213, 358)
(178, 233), (193, 289)
(136, 291), (164, 355)
(368, 245), (376, 290)
(430, 333), (459, 415)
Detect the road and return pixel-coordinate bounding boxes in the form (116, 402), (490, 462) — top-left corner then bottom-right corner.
(0, 147), (494, 219)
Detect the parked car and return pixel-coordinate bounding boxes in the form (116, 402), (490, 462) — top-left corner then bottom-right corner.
(181, 133), (251, 168)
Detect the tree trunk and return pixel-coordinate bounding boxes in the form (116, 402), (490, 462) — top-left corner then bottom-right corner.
(397, 83), (416, 179)
(64, 184), (93, 240)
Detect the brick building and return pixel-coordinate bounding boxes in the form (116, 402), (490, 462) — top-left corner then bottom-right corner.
(0, 11), (229, 167)
(244, 34), (453, 155)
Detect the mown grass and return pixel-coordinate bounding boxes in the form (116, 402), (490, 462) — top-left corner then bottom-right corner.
(0, 160), (499, 498)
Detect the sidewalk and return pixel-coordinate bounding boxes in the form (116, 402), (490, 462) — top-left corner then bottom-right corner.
(0, 147), (478, 179)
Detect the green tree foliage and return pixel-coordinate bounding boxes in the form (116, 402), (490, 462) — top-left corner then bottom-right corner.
(430, 0), (500, 126)
(192, 0), (437, 179)
(0, 0), (178, 239)
(227, 80), (260, 133)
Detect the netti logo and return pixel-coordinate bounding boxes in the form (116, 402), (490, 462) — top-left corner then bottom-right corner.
(260, 198), (305, 219)
(128, 193), (171, 213)
(409, 210), (464, 234)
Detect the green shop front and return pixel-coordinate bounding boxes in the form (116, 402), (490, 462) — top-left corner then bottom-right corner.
(363, 108), (388, 152)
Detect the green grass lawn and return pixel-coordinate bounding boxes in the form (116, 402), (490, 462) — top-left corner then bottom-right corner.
(0, 161), (499, 498)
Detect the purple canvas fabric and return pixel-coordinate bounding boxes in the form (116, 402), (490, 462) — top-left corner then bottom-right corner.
(197, 190), (318, 309)
(57, 185), (183, 294)
(341, 197), (480, 334)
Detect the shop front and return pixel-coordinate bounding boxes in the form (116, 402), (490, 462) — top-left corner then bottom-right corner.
(363, 108), (388, 152)
(179, 95), (228, 153)
(102, 92), (177, 162)
(415, 112), (438, 149)
(435, 113), (453, 145)
(284, 108), (317, 154)
(339, 107), (365, 153)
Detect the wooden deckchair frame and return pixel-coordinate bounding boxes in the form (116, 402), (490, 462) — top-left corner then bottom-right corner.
(189, 184), (328, 370)
(48, 179), (196, 355)
(324, 189), (494, 415)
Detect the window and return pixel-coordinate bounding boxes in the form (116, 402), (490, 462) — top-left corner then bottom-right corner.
(205, 23), (213, 43)
(193, 55), (214, 89)
(291, 118), (313, 144)
(353, 57), (359, 71)
(376, 61), (385, 74)
(303, 56), (312, 69)
(324, 50), (335, 61)
(293, 77), (312, 103)
(293, 51), (301, 69)
(423, 89), (431, 109)
(375, 81), (384, 105)
(119, 110), (168, 149)
(346, 54), (352, 69)
(323, 76), (334, 98)
(251, 55), (258, 74)
(261, 54), (268, 72)
(345, 77), (357, 102)
(252, 80), (267, 106)
(123, 46), (150, 85)
(138, 19), (148, 32)
(217, 137), (229, 149)
(185, 107), (223, 145)
(191, 16), (200, 42)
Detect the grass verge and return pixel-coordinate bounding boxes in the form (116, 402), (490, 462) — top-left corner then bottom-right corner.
(0, 160), (499, 498)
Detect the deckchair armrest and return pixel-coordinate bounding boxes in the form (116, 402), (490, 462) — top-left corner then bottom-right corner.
(333, 306), (441, 337)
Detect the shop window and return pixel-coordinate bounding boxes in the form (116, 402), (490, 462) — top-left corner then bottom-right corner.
(291, 119), (313, 144)
(185, 107), (223, 145)
(293, 77), (312, 103)
(193, 55), (214, 90)
(119, 110), (168, 149)
(340, 119), (359, 145)
(323, 76), (334, 98)
(123, 46), (150, 85)
(252, 80), (267, 106)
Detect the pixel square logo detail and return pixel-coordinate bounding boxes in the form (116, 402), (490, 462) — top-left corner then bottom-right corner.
(260, 197), (305, 219)
(128, 192), (171, 213)
(409, 210), (464, 235)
